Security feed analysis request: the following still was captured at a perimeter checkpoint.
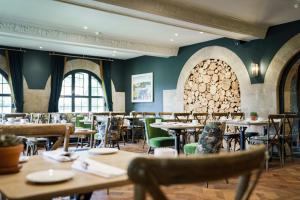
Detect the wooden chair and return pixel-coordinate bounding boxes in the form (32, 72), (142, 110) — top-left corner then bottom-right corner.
(192, 112), (208, 126)
(158, 112), (173, 119)
(185, 112), (208, 143)
(212, 112), (229, 120)
(143, 112), (156, 118)
(173, 112), (190, 122)
(105, 116), (124, 149)
(251, 114), (285, 170)
(110, 112), (126, 145)
(224, 112), (245, 152)
(282, 113), (297, 164)
(128, 145), (266, 200)
(131, 112), (145, 143)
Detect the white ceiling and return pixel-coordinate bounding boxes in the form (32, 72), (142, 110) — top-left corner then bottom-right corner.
(0, 0), (299, 59)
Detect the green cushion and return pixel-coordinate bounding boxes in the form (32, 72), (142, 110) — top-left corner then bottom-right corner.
(184, 143), (198, 155)
(75, 115), (84, 128)
(149, 137), (175, 148)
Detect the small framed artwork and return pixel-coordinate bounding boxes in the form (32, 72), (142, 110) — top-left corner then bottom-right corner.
(131, 72), (153, 102)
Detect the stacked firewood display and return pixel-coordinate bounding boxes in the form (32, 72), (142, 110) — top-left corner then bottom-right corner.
(184, 59), (241, 113)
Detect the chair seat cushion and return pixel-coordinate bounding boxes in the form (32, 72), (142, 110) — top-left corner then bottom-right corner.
(184, 143), (198, 155)
(149, 137), (175, 148)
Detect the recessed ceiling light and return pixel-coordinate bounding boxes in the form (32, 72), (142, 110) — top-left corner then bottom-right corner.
(83, 26), (88, 30)
(174, 33), (179, 37)
(199, 31), (204, 34)
(294, 3), (299, 8)
(95, 32), (99, 35)
(39, 46), (43, 49)
(169, 38), (174, 42)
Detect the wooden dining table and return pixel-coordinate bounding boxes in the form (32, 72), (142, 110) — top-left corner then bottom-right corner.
(0, 150), (140, 200)
(150, 122), (203, 154)
(0, 123), (74, 151)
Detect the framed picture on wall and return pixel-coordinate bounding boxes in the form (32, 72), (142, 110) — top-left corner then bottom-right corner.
(131, 72), (153, 102)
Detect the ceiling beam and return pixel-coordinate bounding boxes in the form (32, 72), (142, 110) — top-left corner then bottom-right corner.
(0, 19), (178, 58)
(59, 0), (267, 39)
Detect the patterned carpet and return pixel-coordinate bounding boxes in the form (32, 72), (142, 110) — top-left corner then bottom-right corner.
(91, 141), (300, 200)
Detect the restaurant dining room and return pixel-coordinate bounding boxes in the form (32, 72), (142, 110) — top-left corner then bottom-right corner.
(0, 0), (300, 199)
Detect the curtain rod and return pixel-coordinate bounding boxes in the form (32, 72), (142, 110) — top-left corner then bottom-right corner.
(0, 47), (26, 52)
(49, 52), (114, 62)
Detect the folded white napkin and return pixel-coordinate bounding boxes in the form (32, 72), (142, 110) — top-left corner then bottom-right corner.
(43, 150), (79, 162)
(72, 158), (126, 178)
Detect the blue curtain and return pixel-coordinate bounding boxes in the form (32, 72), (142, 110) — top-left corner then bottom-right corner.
(102, 60), (113, 111)
(7, 50), (24, 112)
(48, 56), (65, 112)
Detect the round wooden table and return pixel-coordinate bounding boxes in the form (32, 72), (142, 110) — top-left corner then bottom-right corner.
(150, 122), (203, 154)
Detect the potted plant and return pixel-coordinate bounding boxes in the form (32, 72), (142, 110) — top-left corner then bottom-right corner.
(250, 112), (258, 121)
(0, 134), (23, 174)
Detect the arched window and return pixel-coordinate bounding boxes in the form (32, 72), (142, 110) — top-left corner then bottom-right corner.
(0, 69), (12, 113)
(59, 70), (105, 112)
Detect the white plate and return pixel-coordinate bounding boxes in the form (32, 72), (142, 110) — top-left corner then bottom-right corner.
(26, 169), (74, 183)
(88, 148), (118, 155)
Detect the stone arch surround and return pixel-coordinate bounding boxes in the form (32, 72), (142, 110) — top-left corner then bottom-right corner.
(64, 59), (101, 79)
(174, 46), (253, 115)
(264, 33), (300, 114)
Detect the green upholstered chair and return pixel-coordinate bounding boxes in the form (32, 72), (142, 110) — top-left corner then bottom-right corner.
(75, 115), (85, 128)
(75, 115), (92, 129)
(144, 118), (175, 153)
(184, 143), (197, 155)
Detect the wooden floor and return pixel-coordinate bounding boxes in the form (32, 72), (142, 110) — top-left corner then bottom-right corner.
(91, 141), (300, 200)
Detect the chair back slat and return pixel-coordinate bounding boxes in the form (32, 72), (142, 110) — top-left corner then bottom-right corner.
(143, 112), (156, 118)
(284, 114), (297, 136)
(192, 112), (208, 125)
(173, 112), (190, 122)
(230, 112), (245, 120)
(212, 112), (229, 120)
(268, 114), (285, 141)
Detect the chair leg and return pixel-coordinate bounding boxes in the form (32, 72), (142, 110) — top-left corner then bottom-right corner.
(225, 179), (229, 184)
(147, 147), (152, 154)
(206, 182), (208, 188)
(76, 137), (80, 149)
(143, 139), (146, 149)
(226, 139), (230, 152)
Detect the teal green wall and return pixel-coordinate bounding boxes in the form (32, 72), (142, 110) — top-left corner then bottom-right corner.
(117, 20), (300, 113)
(23, 50), (51, 89)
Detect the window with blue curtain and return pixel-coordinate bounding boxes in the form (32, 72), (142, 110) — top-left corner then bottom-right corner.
(0, 69), (12, 113)
(58, 70), (105, 112)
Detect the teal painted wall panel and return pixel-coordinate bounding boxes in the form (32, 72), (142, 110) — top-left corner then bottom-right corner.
(23, 50), (51, 89)
(120, 20), (300, 112)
